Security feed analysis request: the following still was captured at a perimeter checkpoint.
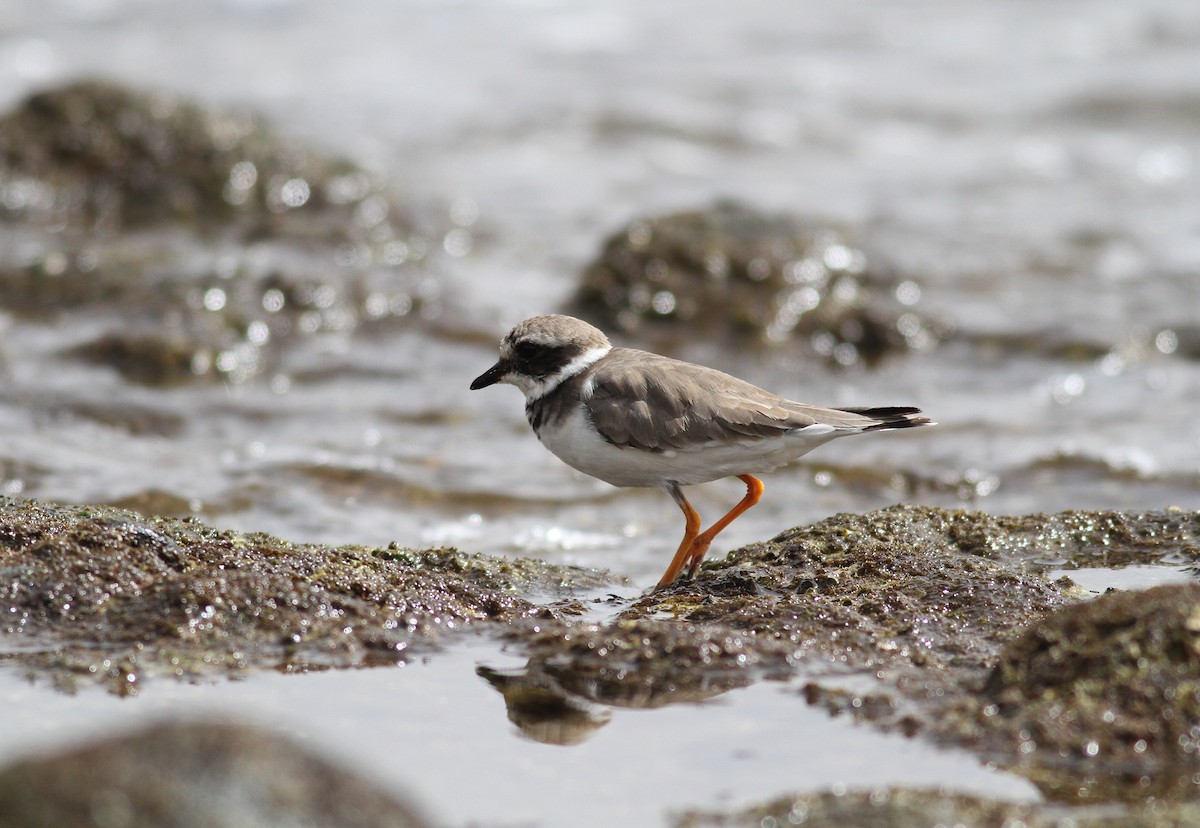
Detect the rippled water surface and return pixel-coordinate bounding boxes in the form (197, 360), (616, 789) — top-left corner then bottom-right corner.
(1, 0), (1198, 823)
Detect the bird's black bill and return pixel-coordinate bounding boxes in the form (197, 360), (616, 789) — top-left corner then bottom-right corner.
(470, 361), (508, 390)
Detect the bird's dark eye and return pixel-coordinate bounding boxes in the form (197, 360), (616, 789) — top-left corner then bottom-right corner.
(513, 341), (540, 360)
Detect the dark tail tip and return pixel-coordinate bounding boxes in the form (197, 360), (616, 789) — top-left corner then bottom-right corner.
(838, 406), (933, 431)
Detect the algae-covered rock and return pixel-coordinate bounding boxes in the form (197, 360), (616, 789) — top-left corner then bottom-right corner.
(0, 79), (408, 236)
(0, 721), (431, 828)
(476, 507), (1074, 743)
(920, 506), (1200, 568)
(0, 80), (447, 386)
(619, 506), (1200, 803)
(972, 583), (1200, 801)
(0, 497), (609, 693)
(475, 507), (1198, 757)
(674, 788), (1200, 828)
(479, 616), (804, 746)
(479, 506), (1164, 748)
(8, 495), (1200, 809)
(512, 617), (796, 706)
(572, 200), (940, 365)
(635, 505), (1093, 672)
(708, 508), (1200, 803)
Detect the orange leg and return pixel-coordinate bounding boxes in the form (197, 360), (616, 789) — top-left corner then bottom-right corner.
(684, 474), (764, 578)
(655, 475), (765, 588)
(655, 483), (702, 588)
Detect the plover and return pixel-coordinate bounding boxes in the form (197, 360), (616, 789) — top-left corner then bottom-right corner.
(470, 314), (931, 588)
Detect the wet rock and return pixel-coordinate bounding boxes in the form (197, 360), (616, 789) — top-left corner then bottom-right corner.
(0, 720), (431, 828)
(38, 396), (188, 438)
(721, 507), (1200, 803)
(10, 494), (1200, 808)
(104, 489), (202, 519)
(505, 617), (794, 707)
(478, 615), (803, 748)
(542, 504), (1200, 804)
(52, 254), (428, 385)
(68, 329), (212, 386)
(0, 497), (609, 694)
(634, 505), (1090, 672)
(0, 80), (451, 385)
(572, 200), (940, 366)
(969, 583), (1200, 801)
(674, 788), (1200, 828)
(924, 506), (1200, 569)
(479, 507), (1139, 750)
(478, 507), (1199, 759)
(0, 79), (405, 236)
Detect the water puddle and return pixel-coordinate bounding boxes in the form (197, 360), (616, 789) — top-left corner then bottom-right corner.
(1049, 564), (1195, 594)
(0, 637), (1037, 827)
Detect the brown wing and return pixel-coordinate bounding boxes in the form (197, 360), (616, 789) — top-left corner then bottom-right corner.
(582, 349), (827, 452)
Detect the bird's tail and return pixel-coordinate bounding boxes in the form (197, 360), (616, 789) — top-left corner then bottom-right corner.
(838, 406), (933, 431)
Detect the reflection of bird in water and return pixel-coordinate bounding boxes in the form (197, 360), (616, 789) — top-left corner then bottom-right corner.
(476, 665), (612, 746)
(478, 619), (761, 746)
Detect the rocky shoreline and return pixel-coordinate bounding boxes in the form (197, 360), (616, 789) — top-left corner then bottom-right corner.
(3, 497), (1198, 825)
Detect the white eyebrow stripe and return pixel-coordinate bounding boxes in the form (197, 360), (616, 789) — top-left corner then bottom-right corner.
(525, 345), (612, 400)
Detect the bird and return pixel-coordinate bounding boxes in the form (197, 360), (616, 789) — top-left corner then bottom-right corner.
(470, 314), (932, 588)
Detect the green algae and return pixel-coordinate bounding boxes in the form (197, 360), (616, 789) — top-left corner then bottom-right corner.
(674, 788), (1200, 828)
(966, 583), (1200, 802)
(481, 506), (1168, 756)
(0, 497), (609, 693)
(6, 496), (1200, 808)
(681, 506), (1200, 804)
(634, 505), (1090, 672)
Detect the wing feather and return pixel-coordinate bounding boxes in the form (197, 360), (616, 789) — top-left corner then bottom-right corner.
(583, 349), (819, 451)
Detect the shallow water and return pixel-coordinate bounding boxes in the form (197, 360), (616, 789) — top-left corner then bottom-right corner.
(1051, 563), (1195, 594)
(0, 638), (1038, 827)
(1, 0), (1199, 822)
(2, 1), (1198, 575)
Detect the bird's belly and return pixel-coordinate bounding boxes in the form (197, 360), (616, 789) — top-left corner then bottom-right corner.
(536, 409), (840, 488)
